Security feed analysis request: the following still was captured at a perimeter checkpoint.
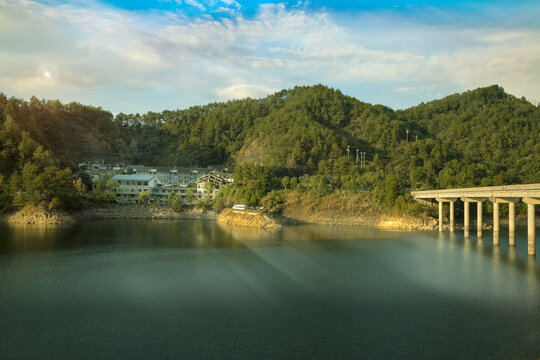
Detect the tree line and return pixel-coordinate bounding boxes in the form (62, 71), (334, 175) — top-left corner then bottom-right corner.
(0, 84), (538, 214)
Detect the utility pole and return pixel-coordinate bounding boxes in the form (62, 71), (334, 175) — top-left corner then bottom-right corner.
(346, 145), (350, 158)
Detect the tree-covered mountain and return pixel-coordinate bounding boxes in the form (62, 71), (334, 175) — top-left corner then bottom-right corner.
(0, 84), (538, 212)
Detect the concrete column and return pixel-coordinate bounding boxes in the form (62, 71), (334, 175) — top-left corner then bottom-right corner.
(464, 201), (470, 237)
(449, 201), (455, 233)
(439, 201), (443, 232)
(528, 204), (535, 256)
(509, 202), (515, 246)
(493, 202), (499, 245)
(477, 201), (483, 238)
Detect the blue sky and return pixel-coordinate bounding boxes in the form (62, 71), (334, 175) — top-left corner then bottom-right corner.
(1, 0), (539, 113)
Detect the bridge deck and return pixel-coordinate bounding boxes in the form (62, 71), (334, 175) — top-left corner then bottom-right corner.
(411, 183), (540, 200)
(410, 183), (539, 255)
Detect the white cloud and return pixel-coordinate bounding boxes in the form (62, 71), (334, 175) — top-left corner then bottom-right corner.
(184, 0), (206, 11)
(220, 0), (240, 8)
(0, 0), (539, 112)
(216, 83), (275, 100)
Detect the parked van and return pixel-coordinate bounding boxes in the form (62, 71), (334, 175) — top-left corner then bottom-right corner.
(232, 204), (246, 210)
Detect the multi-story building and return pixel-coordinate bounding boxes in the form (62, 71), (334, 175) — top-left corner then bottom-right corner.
(112, 174), (195, 202)
(112, 175), (159, 202)
(130, 166), (205, 185)
(196, 173), (232, 199)
(83, 161), (232, 202)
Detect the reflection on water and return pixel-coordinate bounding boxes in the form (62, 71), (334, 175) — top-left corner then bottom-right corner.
(0, 220), (539, 360)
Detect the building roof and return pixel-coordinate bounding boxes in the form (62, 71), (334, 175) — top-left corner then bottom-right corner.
(113, 175), (155, 181)
(196, 173), (230, 184)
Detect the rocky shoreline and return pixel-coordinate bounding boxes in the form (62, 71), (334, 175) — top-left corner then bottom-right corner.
(5, 205), (76, 225)
(217, 209), (282, 230)
(74, 204), (217, 221)
(2, 203), (447, 231)
(2, 204), (217, 225)
(279, 209), (439, 231)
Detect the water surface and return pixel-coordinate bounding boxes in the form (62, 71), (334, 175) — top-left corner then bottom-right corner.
(0, 220), (539, 359)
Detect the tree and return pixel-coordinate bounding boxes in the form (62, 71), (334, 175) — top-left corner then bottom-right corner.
(185, 188), (196, 203)
(167, 192), (179, 204)
(95, 173), (118, 193)
(77, 172), (92, 191)
(171, 197), (183, 213)
(281, 176), (290, 189)
(137, 190), (150, 204)
(102, 190), (116, 202)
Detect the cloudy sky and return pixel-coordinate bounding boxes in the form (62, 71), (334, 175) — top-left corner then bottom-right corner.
(1, 0), (539, 113)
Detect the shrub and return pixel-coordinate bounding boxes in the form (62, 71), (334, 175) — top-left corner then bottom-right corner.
(260, 190), (284, 214)
(171, 197), (183, 213)
(102, 190), (116, 202)
(137, 190), (150, 204)
(48, 197), (63, 210)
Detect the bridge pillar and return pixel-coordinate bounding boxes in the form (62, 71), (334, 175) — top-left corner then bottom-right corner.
(449, 201), (455, 232)
(477, 201), (483, 238)
(463, 201), (470, 237)
(439, 201), (443, 232)
(509, 202), (515, 246)
(493, 202), (499, 245)
(528, 204), (535, 256)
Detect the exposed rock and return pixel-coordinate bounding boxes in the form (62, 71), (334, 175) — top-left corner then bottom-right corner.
(7, 205), (75, 225)
(217, 209), (282, 230)
(376, 214), (438, 230)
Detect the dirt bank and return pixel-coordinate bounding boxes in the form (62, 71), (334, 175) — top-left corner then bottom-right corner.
(280, 192), (437, 230)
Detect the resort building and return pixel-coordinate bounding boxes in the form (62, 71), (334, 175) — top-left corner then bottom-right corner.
(112, 174), (196, 202)
(112, 174), (159, 202)
(83, 161), (233, 202)
(81, 160), (231, 187)
(196, 173), (231, 199)
(129, 166), (204, 185)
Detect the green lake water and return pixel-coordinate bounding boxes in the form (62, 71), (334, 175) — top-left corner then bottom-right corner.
(0, 220), (539, 359)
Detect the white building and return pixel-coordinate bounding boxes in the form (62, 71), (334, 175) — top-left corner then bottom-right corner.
(112, 175), (159, 202)
(196, 173), (231, 199)
(112, 174), (195, 202)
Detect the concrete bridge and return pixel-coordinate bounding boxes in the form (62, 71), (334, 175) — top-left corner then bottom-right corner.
(411, 184), (540, 255)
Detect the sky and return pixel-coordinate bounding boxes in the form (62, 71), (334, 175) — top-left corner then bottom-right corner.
(0, 0), (539, 114)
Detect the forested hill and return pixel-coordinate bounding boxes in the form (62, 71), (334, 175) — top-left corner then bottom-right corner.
(396, 85), (539, 187)
(1, 85), (539, 192)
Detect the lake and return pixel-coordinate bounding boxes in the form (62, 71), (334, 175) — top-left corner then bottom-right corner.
(0, 220), (539, 359)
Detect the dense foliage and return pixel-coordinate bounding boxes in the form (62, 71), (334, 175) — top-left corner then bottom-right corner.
(0, 116), (82, 211)
(0, 84), (538, 214)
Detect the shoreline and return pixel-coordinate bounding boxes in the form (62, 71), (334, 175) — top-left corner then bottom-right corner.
(217, 209), (282, 230)
(1, 204), (218, 225)
(3, 204), (537, 231)
(73, 204), (218, 221)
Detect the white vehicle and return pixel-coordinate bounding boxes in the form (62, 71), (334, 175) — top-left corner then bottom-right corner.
(232, 204), (246, 210)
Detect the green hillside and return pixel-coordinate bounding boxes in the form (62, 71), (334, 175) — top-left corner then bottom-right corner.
(0, 84), (538, 212)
